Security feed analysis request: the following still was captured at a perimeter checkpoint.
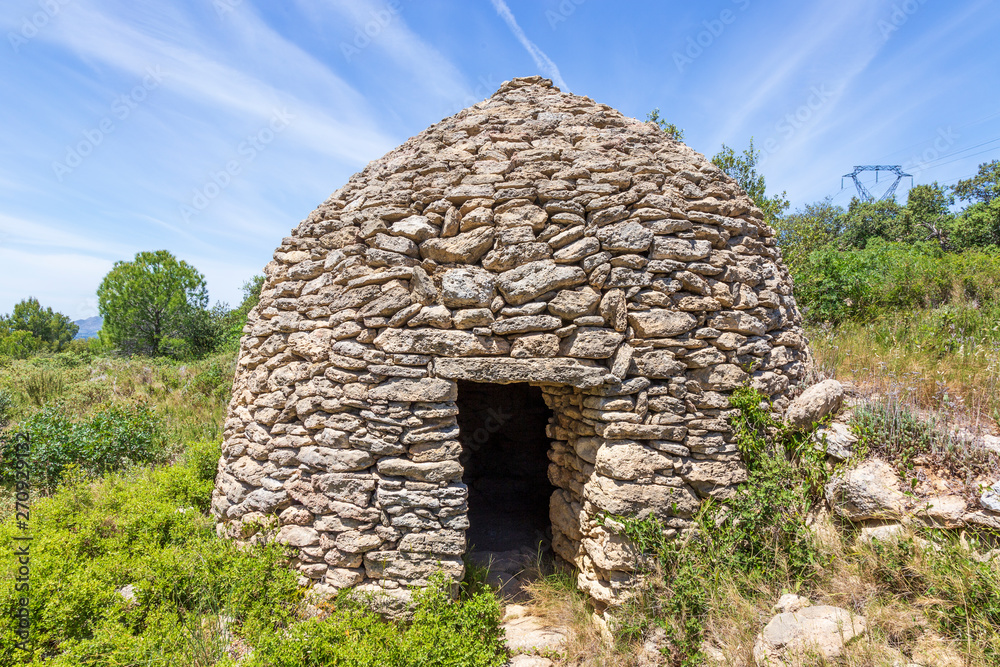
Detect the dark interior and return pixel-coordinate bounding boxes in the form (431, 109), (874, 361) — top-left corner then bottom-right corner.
(457, 381), (556, 554)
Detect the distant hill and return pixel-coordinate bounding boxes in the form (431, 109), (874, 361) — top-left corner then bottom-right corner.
(73, 316), (103, 339)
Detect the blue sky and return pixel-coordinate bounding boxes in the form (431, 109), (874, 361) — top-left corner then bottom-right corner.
(1, 0), (998, 320)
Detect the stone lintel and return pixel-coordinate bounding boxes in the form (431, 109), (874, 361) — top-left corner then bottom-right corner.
(432, 357), (610, 388)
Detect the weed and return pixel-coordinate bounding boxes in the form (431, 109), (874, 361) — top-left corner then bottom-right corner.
(0, 401), (165, 490)
(24, 370), (65, 407)
(606, 387), (830, 665)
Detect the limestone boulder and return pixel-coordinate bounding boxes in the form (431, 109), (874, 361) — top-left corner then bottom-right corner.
(547, 287), (600, 319)
(825, 458), (906, 521)
(786, 379), (844, 431)
(558, 328), (623, 359)
(368, 378), (456, 402)
(419, 226), (494, 264)
(812, 421), (856, 460)
(440, 267), (495, 307)
(502, 615), (568, 655)
(979, 479), (1000, 513)
(373, 328), (509, 356)
(752, 605), (866, 667)
(627, 310), (698, 338)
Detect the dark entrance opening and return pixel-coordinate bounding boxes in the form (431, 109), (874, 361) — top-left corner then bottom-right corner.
(457, 381), (556, 557)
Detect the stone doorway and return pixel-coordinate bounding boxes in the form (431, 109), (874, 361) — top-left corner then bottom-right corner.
(456, 381), (556, 593)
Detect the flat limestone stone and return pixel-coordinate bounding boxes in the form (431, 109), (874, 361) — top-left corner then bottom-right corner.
(502, 615), (568, 654)
(497, 260), (587, 305)
(433, 357), (609, 388)
(368, 378), (457, 402)
(627, 310), (698, 338)
(373, 328), (510, 356)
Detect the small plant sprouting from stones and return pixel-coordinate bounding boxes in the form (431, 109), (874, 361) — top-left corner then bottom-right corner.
(601, 386), (831, 666)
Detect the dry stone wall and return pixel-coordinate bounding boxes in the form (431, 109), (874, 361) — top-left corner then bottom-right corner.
(212, 76), (810, 608)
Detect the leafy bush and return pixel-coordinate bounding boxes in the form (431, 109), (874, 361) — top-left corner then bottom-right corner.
(793, 240), (1000, 323)
(249, 575), (506, 667)
(187, 356), (235, 402)
(0, 389), (13, 427)
(0, 402), (164, 489)
(0, 460), (300, 666)
(24, 370), (67, 407)
(609, 387), (828, 665)
(0, 444), (506, 666)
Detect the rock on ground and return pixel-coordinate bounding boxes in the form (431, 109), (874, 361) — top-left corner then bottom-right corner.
(502, 614), (569, 655)
(825, 458), (907, 521)
(752, 605), (866, 667)
(786, 379), (844, 431)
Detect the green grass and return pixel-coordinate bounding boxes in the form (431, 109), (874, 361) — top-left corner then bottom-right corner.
(0, 439), (507, 666)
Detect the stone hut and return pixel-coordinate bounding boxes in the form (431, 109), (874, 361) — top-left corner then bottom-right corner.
(212, 76), (809, 609)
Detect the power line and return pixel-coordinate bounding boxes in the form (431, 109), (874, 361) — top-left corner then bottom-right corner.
(909, 145), (999, 173)
(872, 109), (1000, 163)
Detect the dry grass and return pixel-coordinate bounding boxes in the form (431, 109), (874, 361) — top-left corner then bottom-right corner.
(521, 517), (1000, 666)
(689, 519), (999, 667)
(808, 314), (1000, 437)
(519, 570), (639, 667)
(0, 351), (233, 453)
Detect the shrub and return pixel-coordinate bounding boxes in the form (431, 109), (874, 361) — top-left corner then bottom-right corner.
(249, 575), (506, 667)
(608, 387), (828, 665)
(0, 449), (507, 667)
(0, 389), (13, 427)
(793, 240), (1000, 323)
(187, 356), (235, 402)
(0, 402), (164, 490)
(23, 370), (65, 407)
(0, 463), (301, 665)
(850, 400), (997, 491)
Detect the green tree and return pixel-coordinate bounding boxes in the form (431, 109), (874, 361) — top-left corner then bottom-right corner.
(646, 108), (684, 141)
(0, 297), (78, 350)
(949, 198), (1000, 249)
(772, 199), (844, 271)
(0, 329), (45, 359)
(838, 197), (902, 249)
(213, 275), (265, 353)
(97, 250), (211, 357)
(953, 159), (1000, 205)
(711, 139), (790, 224)
(900, 183), (953, 248)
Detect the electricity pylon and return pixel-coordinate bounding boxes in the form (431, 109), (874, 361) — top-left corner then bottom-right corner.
(841, 165), (913, 202)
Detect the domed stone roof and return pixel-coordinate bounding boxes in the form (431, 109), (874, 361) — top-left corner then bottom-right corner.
(212, 76), (810, 608)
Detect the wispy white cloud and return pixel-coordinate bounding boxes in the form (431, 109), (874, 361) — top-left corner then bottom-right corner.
(707, 0), (883, 151)
(32, 1), (395, 165)
(489, 0), (569, 90)
(0, 213), (134, 258)
(318, 0), (472, 103)
(0, 247), (114, 320)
